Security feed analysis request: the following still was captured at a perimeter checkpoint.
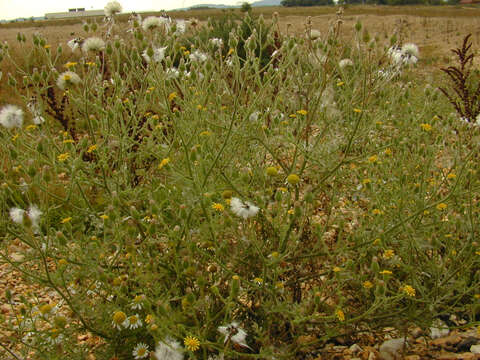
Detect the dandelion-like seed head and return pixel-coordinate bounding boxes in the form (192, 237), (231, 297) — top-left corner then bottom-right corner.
(0, 105), (24, 129)
(10, 207), (25, 224)
(142, 46), (167, 64)
(142, 16), (169, 31)
(402, 43), (419, 59)
(339, 58), (353, 68)
(104, 1), (122, 17)
(217, 322), (250, 348)
(189, 50), (208, 63)
(82, 37), (105, 53)
(230, 197), (259, 219)
(57, 71), (81, 91)
(155, 337), (184, 360)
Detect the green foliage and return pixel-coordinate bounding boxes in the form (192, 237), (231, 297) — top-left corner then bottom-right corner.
(0, 11), (479, 360)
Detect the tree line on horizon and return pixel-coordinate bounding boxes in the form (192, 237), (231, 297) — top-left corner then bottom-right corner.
(280, 0), (461, 6)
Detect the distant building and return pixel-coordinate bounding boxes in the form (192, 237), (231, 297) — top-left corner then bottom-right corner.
(45, 9), (104, 19)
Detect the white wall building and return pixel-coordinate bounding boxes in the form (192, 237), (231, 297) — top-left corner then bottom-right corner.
(45, 9), (104, 19)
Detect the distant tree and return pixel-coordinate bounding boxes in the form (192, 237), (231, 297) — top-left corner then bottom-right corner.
(241, 2), (252, 12)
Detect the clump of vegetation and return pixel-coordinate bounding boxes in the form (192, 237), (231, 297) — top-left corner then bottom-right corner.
(440, 34), (480, 124)
(0, 3), (479, 360)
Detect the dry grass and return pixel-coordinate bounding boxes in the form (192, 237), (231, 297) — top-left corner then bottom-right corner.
(1, 5), (480, 104)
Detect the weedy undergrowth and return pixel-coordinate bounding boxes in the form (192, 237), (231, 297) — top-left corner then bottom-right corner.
(0, 4), (479, 360)
(439, 34), (480, 124)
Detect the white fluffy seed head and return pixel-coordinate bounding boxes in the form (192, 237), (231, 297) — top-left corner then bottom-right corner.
(339, 58), (353, 68)
(230, 197), (259, 219)
(142, 16), (169, 31)
(0, 105), (24, 129)
(402, 43), (419, 59)
(56, 71), (81, 91)
(154, 337), (183, 360)
(82, 37), (105, 53)
(9, 207), (25, 224)
(104, 1), (122, 17)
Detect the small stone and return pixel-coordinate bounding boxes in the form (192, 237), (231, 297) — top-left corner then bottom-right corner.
(349, 344), (363, 354)
(379, 337), (407, 360)
(471, 344), (480, 354)
(456, 337), (478, 352)
(431, 319), (450, 339)
(431, 335), (463, 348)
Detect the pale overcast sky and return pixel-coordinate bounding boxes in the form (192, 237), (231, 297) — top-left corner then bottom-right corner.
(0, 0), (243, 20)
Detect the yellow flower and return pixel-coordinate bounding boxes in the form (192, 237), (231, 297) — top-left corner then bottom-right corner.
(337, 81), (345, 87)
(383, 249), (395, 259)
(61, 217), (72, 224)
(211, 203), (224, 212)
(40, 303), (54, 315)
(199, 130), (211, 137)
(86, 61), (97, 67)
(44, 44), (51, 49)
(380, 270), (392, 275)
(64, 62), (77, 68)
(112, 311), (126, 327)
(420, 123), (432, 132)
(372, 209), (384, 215)
(58, 259), (68, 266)
(363, 280), (374, 289)
(287, 174), (300, 185)
(87, 144), (97, 153)
(63, 139), (75, 144)
(278, 187), (288, 193)
(289, 114), (297, 118)
(25, 124), (37, 131)
(447, 173), (456, 179)
(353, 108), (362, 113)
(168, 92), (177, 102)
(100, 214), (109, 220)
(184, 336), (200, 352)
(402, 285), (416, 297)
(57, 153), (70, 162)
(158, 158), (170, 170)
(384, 148), (392, 156)
(335, 309), (345, 322)
(436, 203), (447, 211)
(227, 48), (235, 56)
(253, 277), (263, 285)
(368, 155), (378, 163)
(145, 314), (154, 324)
(362, 178), (371, 184)
(11, 134), (19, 142)
(287, 209), (295, 215)
(333, 266), (342, 272)
(297, 109), (308, 116)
